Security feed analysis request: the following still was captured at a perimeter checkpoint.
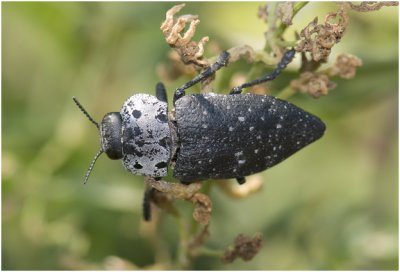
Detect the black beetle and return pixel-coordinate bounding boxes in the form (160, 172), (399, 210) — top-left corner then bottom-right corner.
(73, 49), (325, 219)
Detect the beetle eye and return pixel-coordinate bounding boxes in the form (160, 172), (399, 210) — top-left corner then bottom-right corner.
(100, 112), (123, 160)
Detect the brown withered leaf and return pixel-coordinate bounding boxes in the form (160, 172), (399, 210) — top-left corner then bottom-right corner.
(160, 4), (209, 68)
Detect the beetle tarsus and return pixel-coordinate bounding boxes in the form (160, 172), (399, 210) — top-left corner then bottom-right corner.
(236, 176), (246, 185)
(229, 48), (296, 95)
(173, 51), (231, 105)
(180, 180), (191, 185)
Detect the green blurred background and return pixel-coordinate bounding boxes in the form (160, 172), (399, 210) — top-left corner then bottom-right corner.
(2, 2), (398, 270)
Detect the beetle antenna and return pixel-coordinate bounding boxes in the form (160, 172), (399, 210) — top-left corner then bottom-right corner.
(84, 150), (103, 184)
(72, 96), (100, 129)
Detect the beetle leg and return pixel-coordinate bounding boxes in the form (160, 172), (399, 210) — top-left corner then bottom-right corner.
(155, 82), (168, 103)
(173, 51), (230, 105)
(236, 176), (246, 185)
(142, 187), (154, 221)
(230, 48), (296, 95)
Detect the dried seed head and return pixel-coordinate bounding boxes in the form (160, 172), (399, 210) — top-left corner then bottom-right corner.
(329, 53), (363, 79)
(221, 233), (264, 264)
(291, 71), (337, 98)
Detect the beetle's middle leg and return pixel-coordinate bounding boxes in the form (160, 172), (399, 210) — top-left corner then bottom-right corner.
(230, 48), (296, 95)
(173, 51), (230, 105)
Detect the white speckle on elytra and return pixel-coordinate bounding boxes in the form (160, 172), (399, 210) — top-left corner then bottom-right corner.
(261, 116), (265, 121)
(233, 169), (237, 172)
(238, 117), (245, 122)
(238, 160), (246, 164)
(209, 159), (212, 163)
(249, 127), (254, 131)
(235, 151), (243, 157)
(198, 171), (202, 175)
(261, 98), (265, 102)
(280, 116), (284, 120)
(203, 111), (208, 115)
(202, 124), (208, 129)
(248, 108), (252, 112)
(256, 135), (262, 140)
(212, 168), (216, 171)
(278, 145), (282, 149)
(198, 160), (202, 164)
(276, 124), (282, 129)
(284, 105), (287, 109)
(254, 149), (259, 154)
(206, 148), (211, 152)
(296, 141), (300, 145)
(273, 146), (277, 151)
(229, 127), (234, 132)
(227, 105), (231, 110)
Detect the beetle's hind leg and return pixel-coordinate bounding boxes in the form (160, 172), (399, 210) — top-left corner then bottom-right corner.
(156, 82), (168, 103)
(173, 51), (230, 105)
(230, 48), (296, 95)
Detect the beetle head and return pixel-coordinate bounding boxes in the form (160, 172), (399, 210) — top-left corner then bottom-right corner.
(100, 112), (123, 160)
(72, 97), (123, 184)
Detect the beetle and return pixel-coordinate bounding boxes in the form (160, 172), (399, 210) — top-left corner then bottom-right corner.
(73, 48), (325, 219)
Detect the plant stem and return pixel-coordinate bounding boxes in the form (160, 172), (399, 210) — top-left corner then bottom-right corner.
(277, 86), (297, 100)
(174, 211), (191, 269)
(196, 246), (224, 257)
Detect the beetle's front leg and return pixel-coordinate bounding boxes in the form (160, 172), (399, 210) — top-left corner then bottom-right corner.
(142, 187), (155, 221)
(155, 82), (168, 103)
(173, 51), (230, 105)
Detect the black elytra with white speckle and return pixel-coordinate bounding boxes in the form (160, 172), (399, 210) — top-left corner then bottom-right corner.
(173, 93), (325, 182)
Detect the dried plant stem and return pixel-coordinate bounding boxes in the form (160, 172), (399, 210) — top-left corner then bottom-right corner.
(275, 2), (309, 38)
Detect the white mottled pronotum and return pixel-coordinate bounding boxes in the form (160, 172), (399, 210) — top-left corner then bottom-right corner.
(120, 94), (170, 176)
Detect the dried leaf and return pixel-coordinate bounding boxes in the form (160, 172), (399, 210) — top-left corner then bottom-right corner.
(291, 72), (337, 98)
(328, 53), (363, 79)
(344, 1), (398, 12)
(296, 9), (349, 62)
(276, 2), (294, 26)
(160, 4), (209, 68)
(145, 177), (212, 225)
